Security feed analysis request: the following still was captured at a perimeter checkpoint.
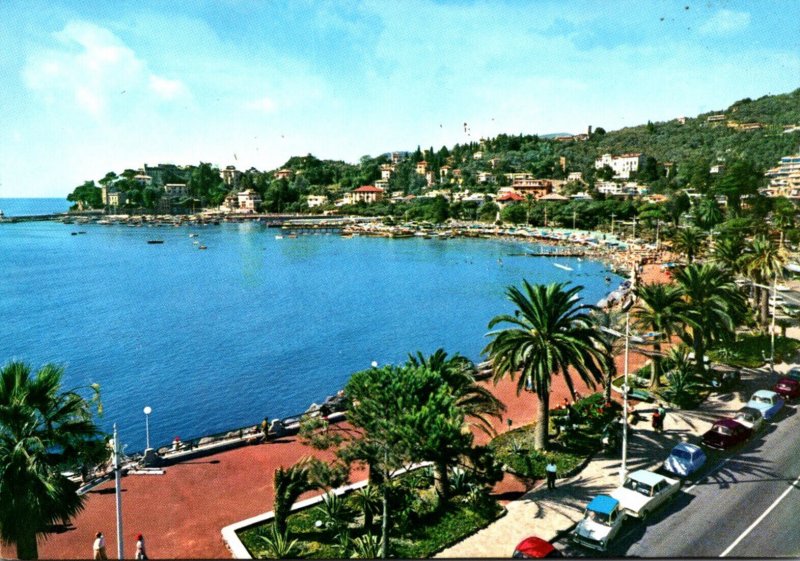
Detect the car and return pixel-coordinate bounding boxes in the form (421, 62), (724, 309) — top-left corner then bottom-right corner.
(773, 377), (800, 400)
(512, 537), (563, 558)
(787, 367), (800, 383)
(663, 442), (707, 477)
(746, 389), (785, 420)
(781, 303), (800, 317)
(733, 406), (765, 432)
(702, 418), (753, 449)
(709, 370), (741, 391)
(572, 495), (626, 551)
(610, 469), (681, 519)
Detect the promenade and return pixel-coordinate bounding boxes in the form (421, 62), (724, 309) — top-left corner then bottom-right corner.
(33, 265), (665, 559)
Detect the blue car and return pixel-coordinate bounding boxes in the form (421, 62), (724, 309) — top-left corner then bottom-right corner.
(746, 389), (784, 421)
(663, 442), (707, 477)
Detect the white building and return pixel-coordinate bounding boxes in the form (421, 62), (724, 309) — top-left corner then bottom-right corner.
(307, 195), (327, 208)
(164, 183), (188, 199)
(594, 153), (646, 179)
(237, 189), (262, 212)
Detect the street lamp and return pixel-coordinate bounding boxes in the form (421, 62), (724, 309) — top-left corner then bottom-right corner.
(143, 406), (152, 451)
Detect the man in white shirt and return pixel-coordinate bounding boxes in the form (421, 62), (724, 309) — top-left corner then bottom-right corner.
(545, 461), (557, 490)
(93, 531), (108, 560)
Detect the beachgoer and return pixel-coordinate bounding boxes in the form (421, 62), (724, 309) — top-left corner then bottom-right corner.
(261, 417), (269, 441)
(93, 532), (108, 560)
(545, 461), (557, 490)
(135, 533), (147, 559)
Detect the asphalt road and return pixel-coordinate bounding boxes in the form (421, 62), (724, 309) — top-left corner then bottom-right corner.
(555, 402), (800, 558)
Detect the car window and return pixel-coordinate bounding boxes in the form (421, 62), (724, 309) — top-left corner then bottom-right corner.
(715, 425), (733, 435)
(587, 509), (610, 525)
(672, 449), (691, 460)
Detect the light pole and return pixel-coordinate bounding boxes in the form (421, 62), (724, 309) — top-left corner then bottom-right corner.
(143, 406), (152, 450)
(112, 424), (124, 560)
(611, 213), (616, 236)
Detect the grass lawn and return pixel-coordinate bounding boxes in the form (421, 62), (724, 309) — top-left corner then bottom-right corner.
(709, 334), (800, 368)
(238, 491), (503, 559)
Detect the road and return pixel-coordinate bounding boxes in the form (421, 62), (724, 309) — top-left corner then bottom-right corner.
(555, 403), (800, 558)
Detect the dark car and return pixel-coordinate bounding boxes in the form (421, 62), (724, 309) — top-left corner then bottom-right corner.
(710, 369), (742, 391)
(702, 418), (753, 450)
(773, 377), (800, 400)
(513, 536), (563, 558)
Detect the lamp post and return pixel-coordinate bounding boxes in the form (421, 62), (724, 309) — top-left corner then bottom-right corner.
(143, 406), (152, 451)
(112, 424), (124, 560)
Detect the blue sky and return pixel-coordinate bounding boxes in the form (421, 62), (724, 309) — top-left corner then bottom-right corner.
(1, 0), (798, 197)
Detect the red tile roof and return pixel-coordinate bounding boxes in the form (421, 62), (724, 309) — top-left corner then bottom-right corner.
(497, 192), (524, 201)
(353, 185), (384, 193)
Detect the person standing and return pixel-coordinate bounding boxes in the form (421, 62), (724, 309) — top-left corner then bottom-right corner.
(261, 416), (270, 442)
(135, 533), (148, 559)
(651, 410), (662, 432)
(93, 532), (108, 560)
(545, 461), (557, 490)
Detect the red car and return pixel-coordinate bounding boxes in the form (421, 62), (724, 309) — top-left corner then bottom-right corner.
(513, 537), (563, 558)
(702, 418), (752, 450)
(773, 377), (800, 400)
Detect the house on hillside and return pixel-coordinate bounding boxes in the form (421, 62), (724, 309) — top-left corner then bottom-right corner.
(237, 189), (262, 212)
(307, 195), (327, 208)
(346, 185), (384, 204)
(595, 153), (646, 179)
(496, 192), (523, 208)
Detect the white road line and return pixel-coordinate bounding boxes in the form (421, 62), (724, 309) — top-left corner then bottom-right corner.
(719, 472), (800, 557)
(685, 457), (731, 492)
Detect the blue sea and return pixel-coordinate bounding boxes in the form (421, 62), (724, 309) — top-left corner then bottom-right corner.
(0, 197), (71, 216)
(0, 200), (622, 451)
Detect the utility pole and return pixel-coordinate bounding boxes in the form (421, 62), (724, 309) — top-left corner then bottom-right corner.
(632, 215), (636, 239)
(572, 210), (577, 230)
(770, 275), (777, 376)
(611, 213), (616, 236)
(113, 424), (124, 560)
(620, 310), (631, 486)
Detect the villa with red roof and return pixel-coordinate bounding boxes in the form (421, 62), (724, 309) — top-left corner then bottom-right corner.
(346, 185), (384, 204)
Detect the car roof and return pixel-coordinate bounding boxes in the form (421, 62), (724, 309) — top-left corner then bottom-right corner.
(715, 418), (745, 428)
(672, 442), (702, 454)
(737, 406), (762, 417)
(627, 469), (665, 486)
(777, 377), (799, 385)
(751, 389), (778, 398)
(587, 494), (619, 515)
(514, 537), (555, 558)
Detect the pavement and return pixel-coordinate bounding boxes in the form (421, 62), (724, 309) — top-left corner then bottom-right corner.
(435, 362), (785, 558)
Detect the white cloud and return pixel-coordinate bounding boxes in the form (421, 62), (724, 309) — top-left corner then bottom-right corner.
(245, 96), (277, 113)
(148, 75), (187, 100)
(699, 10), (751, 37)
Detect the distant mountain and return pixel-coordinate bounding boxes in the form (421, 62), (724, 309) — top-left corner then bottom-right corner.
(539, 132), (574, 139)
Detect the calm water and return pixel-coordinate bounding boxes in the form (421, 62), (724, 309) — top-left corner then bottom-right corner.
(0, 198), (70, 216)
(0, 205), (622, 451)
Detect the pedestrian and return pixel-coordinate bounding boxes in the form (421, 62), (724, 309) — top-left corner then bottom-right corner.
(545, 461), (557, 490)
(261, 416), (270, 441)
(135, 533), (148, 559)
(651, 410), (661, 432)
(93, 532), (108, 560)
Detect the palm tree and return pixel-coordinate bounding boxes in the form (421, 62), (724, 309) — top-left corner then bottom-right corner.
(592, 309), (625, 402)
(672, 226), (706, 263)
(743, 235), (787, 326)
(633, 283), (686, 389)
(673, 264), (746, 378)
(693, 197), (724, 231)
(711, 234), (746, 274)
(272, 458), (320, 536)
(406, 349), (505, 437)
(350, 484), (380, 533)
(0, 362), (103, 560)
(483, 282), (608, 451)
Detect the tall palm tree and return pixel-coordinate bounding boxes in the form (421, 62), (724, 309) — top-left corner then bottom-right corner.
(673, 264), (746, 378)
(592, 309), (625, 402)
(672, 226), (706, 263)
(272, 458), (320, 536)
(406, 349), (505, 437)
(633, 283), (686, 389)
(693, 197), (724, 231)
(711, 234), (746, 274)
(743, 235), (787, 326)
(0, 362), (103, 560)
(483, 282), (608, 451)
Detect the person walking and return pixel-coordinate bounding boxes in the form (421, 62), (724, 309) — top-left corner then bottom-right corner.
(93, 532), (108, 560)
(135, 533), (148, 559)
(545, 461), (557, 490)
(651, 410), (662, 433)
(261, 416), (270, 442)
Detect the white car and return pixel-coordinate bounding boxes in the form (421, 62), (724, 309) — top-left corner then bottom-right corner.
(610, 470), (681, 519)
(733, 406), (765, 432)
(572, 494), (626, 551)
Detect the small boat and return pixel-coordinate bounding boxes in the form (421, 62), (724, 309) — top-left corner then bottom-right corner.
(198, 245), (208, 250)
(147, 240), (164, 244)
(193, 240), (199, 245)
(70, 232), (78, 236)
(553, 263), (573, 271)
(275, 235), (284, 240)
(189, 233), (198, 238)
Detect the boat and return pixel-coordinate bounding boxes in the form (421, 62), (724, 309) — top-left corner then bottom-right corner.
(147, 240), (164, 244)
(553, 263), (573, 271)
(274, 235), (284, 240)
(189, 233), (198, 238)
(198, 245), (208, 250)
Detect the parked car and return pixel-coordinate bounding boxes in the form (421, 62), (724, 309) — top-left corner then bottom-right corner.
(786, 367), (800, 383)
(733, 406), (765, 432)
(610, 470), (681, 519)
(572, 495), (626, 551)
(663, 442), (707, 477)
(746, 389), (785, 420)
(709, 370), (742, 391)
(773, 377), (800, 400)
(512, 537), (563, 558)
(702, 418), (753, 449)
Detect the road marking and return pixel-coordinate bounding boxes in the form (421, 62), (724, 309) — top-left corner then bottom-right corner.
(719, 472), (800, 557)
(685, 457), (731, 492)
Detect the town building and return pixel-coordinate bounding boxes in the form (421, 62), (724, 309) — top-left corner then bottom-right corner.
(511, 178), (553, 199)
(164, 183), (188, 199)
(143, 163), (190, 188)
(274, 169), (293, 180)
(380, 165), (394, 180)
(306, 195), (327, 208)
(594, 153), (646, 179)
(220, 165), (242, 187)
(415, 161), (428, 175)
(347, 185), (384, 204)
(495, 192), (523, 208)
(237, 189), (262, 212)
(765, 152), (800, 197)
